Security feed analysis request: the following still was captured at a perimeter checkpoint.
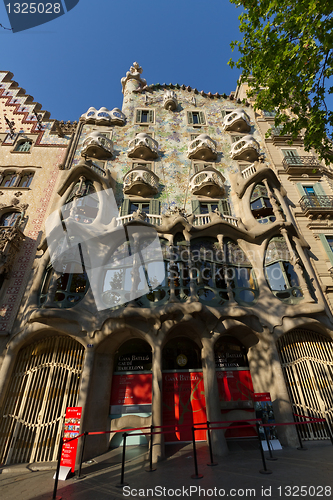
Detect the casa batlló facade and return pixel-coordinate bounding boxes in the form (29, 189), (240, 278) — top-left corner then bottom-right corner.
(0, 64), (332, 465)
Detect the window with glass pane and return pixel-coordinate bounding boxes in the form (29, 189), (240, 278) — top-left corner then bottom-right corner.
(1, 173), (18, 187)
(39, 244), (89, 308)
(264, 236), (302, 302)
(129, 202), (150, 214)
(62, 180), (99, 224)
(0, 212), (20, 227)
(19, 173), (34, 188)
(223, 239), (257, 304)
(250, 183), (276, 224)
(190, 237), (227, 304)
(200, 203), (219, 214)
(14, 140), (32, 152)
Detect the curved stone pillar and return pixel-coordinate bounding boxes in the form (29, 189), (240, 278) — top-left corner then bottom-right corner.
(247, 330), (298, 447)
(0, 347), (17, 408)
(151, 341), (164, 461)
(201, 337), (229, 457)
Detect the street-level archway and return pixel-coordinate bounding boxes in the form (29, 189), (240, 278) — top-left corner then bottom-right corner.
(0, 335), (84, 464)
(162, 337), (206, 442)
(277, 329), (333, 440)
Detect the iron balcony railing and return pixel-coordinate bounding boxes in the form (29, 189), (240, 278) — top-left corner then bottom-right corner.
(299, 195), (333, 212)
(282, 156), (321, 167)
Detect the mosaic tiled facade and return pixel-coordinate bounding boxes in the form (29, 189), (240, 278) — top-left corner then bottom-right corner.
(0, 65), (333, 466)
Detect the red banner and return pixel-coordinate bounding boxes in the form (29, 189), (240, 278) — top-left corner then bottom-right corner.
(110, 373), (152, 406)
(162, 372), (207, 442)
(61, 407), (82, 473)
(216, 370), (254, 404)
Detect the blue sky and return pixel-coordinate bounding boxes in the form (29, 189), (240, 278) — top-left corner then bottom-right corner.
(0, 0), (243, 121)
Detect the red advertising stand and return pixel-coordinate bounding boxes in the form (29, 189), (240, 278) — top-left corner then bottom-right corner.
(57, 407), (82, 480)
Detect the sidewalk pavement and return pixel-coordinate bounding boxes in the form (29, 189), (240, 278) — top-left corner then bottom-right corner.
(1, 439), (332, 500)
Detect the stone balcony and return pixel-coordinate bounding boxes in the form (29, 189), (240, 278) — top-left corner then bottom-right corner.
(230, 135), (260, 162)
(282, 156), (321, 175)
(299, 195), (333, 218)
(123, 167), (159, 196)
(81, 106), (126, 126)
(189, 167), (225, 197)
(128, 133), (159, 160)
(163, 90), (178, 111)
(81, 131), (113, 160)
(222, 110), (251, 133)
(116, 212), (239, 228)
(187, 134), (217, 161)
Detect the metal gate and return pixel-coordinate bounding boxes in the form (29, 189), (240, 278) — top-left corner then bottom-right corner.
(0, 336), (84, 464)
(277, 329), (333, 440)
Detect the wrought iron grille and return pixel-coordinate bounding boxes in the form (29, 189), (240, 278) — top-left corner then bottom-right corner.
(277, 329), (333, 440)
(299, 195), (333, 211)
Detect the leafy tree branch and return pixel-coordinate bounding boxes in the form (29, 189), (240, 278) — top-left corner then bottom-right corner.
(229, 0), (333, 164)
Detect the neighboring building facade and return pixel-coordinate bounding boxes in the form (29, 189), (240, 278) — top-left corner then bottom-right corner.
(0, 64), (332, 465)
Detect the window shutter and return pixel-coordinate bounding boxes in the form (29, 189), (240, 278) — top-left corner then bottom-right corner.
(149, 199), (160, 215)
(313, 183), (326, 197)
(296, 183), (307, 196)
(282, 149), (299, 158)
(199, 112), (205, 125)
(187, 112), (193, 125)
(191, 199), (200, 214)
(218, 200), (231, 215)
(120, 199), (130, 216)
(318, 234), (333, 266)
(136, 109), (142, 123)
(148, 110), (154, 123)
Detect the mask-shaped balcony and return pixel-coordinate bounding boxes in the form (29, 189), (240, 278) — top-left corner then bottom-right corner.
(222, 110), (251, 133)
(189, 167), (225, 197)
(123, 167), (159, 196)
(230, 135), (260, 162)
(187, 134), (217, 161)
(163, 90), (178, 111)
(128, 133), (159, 160)
(81, 131), (113, 160)
(81, 106), (126, 126)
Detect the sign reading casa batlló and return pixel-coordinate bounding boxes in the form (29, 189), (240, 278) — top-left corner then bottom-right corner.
(4, 0), (80, 33)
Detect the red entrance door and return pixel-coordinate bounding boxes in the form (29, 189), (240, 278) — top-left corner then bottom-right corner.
(162, 371), (207, 442)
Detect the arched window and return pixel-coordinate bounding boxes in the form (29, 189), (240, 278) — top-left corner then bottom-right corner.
(162, 337), (201, 371)
(215, 336), (249, 369)
(0, 212), (20, 227)
(250, 183), (276, 224)
(62, 180), (99, 224)
(190, 237), (228, 304)
(223, 239), (258, 304)
(40, 243), (89, 308)
(1, 172), (18, 187)
(265, 236), (302, 303)
(19, 173), (34, 188)
(14, 140), (32, 152)
(102, 234), (166, 308)
(114, 339), (152, 372)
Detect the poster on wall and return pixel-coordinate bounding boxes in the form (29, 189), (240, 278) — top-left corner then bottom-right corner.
(55, 406), (82, 480)
(216, 370), (255, 438)
(162, 371), (207, 442)
(254, 393), (282, 450)
(110, 373), (152, 414)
